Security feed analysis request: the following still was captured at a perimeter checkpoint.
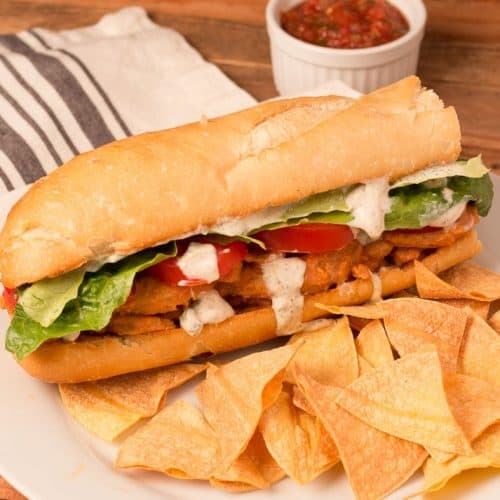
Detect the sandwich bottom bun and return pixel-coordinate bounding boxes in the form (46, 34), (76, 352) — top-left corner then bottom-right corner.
(19, 231), (481, 383)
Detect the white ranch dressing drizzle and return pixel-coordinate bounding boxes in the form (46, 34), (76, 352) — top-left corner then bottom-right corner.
(180, 290), (234, 336)
(210, 205), (288, 237)
(85, 206), (290, 271)
(62, 332), (80, 342)
(442, 187), (454, 204)
(346, 177), (391, 240)
(261, 255), (306, 335)
(177, 242), (219, 283)
(429, 200), (467, 228)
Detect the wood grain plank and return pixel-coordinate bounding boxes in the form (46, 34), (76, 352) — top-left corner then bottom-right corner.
(0, 0), (265, 31)
(3, 0), (500, 39)
(419, 38), (500, 89)
(425, 0), (500, 42)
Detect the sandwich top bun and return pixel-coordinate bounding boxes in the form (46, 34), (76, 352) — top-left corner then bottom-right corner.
(0, 76), (460, 288)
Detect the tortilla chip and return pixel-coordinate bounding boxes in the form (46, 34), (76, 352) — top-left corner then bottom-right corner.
(391, 289), (418, 298)
(116, 400), (220, 479)
(441, 262), (500, 301)
(458, 310), (500, 386)
(444, 373), (500, 442)
(296, 371), (427, 499)
(357, 355), (374, 375)
(210, 431), (284, 491)
(348, 316), (372, 332)
(317, 303), (384, 319)
(425, 448), (456, 464)
(292, 385), (315, 415)
(381, 299), (468, 372)
(59, 363), (207, 440)
(322, 299), (468, 371)
(423, 322), (500, 465)
(415, 260), (500, 302)
(420, 423), (500, 492)
(426, 372), (500, 465)
(335, 350), (473, 455)
(439, 298), (490, 320)
(259, 391), (338, 484)
(422, 454), (496, 493)
(384, 320), (461, 373)
(196, 343), (299, 472)
(489, 309), (500, 333)
(285, 317), (358, 386)
(473, 423), (500, 464)
(355, 320), (393, 368)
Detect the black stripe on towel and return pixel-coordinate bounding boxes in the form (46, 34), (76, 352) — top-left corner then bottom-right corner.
(0, 55), (80, 155)
(0, 34), (114, 148)
(0, 164), (14, 191)
(0, 114), (46, 183)
(0, 55), (79, 156)
(29, 29), (132, 138)
(0, 83), (63, 166)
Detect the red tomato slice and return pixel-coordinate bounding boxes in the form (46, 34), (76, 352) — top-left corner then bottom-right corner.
(147, 240), (248, 286)
(1, 287), (17, 316)
(215, 240), (248, 276)
(253, 223), (354, 253)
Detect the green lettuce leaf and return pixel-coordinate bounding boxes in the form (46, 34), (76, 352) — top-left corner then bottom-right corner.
(18, 267), (86, 327)
(448, 174), (493, 216)
(385, 174), (493, 230)
(282, 188), (349, 219)
(251, 211), (353, 232)
(6, 244), (176, 360)
(385, 186), (451, 230)
(390, 156), (489, 189)
(208, 233), (266, 249)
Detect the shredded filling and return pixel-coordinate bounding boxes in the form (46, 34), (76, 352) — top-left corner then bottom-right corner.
(98, 206), (478, 337)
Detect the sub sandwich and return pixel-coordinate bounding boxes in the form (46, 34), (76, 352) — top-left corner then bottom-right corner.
(0, 76), (494, 383)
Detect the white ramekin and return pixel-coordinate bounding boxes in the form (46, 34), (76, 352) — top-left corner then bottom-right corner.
(266, 0), (427, 95)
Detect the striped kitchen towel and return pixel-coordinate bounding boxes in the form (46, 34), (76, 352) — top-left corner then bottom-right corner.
(0, 6), (255, 193)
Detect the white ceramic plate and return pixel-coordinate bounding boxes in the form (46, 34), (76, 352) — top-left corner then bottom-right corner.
(1, 176), (499, 500)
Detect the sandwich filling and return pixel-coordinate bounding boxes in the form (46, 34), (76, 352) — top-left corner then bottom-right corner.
(2, 157), (493, 359)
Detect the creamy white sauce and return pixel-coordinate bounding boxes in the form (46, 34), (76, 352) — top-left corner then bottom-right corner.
(442, 187), (454, 204)
(346, 177), (391, 240)
(369, 272), (382, 303)
(430, 200), (467, 227)
(177, 242), (219, 283)
(391, 157), (488, 189)
(85, 205), (290, 271)
(62, 332), (80, 342)
(261, 255), (306, 335)
(210, 205), (288, 237)
(85, 254), (127, 272)
(179, 290), (234, 336)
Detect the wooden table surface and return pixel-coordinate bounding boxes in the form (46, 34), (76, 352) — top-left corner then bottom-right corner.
(0, 0), (499, 497)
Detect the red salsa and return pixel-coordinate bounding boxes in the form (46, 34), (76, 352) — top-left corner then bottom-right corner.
(281, 0), (410, 49)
